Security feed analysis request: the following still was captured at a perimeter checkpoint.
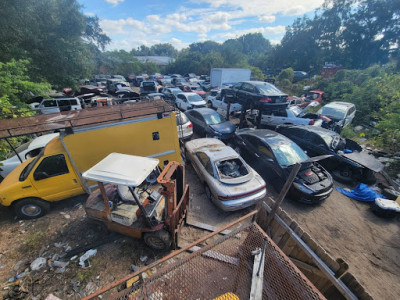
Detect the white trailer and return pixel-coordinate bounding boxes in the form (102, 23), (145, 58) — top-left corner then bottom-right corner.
(210, 68), (251, 88)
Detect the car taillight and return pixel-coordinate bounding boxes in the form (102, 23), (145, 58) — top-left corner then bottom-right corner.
(308, 119), (315, 125)
(286, 97), (290, 101)
(260, 97), (272, 103)
(187, 123), (193, 128)
(218, 185), (266, 201)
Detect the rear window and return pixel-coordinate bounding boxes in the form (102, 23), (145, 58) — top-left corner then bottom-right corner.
(143, 82), (155, 86)
(255, 83), (285, 95)
(203, 112), (226, 125)
(215, 158), (249, 179)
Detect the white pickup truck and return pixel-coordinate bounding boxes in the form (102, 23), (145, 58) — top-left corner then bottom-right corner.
(206, 90), (242, 115)
(246, 105), (323, 128)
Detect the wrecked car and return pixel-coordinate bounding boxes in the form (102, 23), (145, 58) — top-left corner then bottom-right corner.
(246, 105), (323, 128)
(185, 108), (236, 141)
(276, 125), (383, 184)
(185, 138), (266, 211)
(232, 128), (333, 204)
(175, 93), (206, 111)
(317, 101), (356, 133)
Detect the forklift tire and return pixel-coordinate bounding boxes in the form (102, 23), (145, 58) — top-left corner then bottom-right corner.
(13, 198), (50, 219)
(144, 230), (172, 250)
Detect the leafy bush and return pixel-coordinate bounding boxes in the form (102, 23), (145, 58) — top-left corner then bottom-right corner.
(277, 68), (294, 83)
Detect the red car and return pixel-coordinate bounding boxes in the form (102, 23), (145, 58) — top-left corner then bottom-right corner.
(298, 90), (324, 108)
(179, 84), (206, 99)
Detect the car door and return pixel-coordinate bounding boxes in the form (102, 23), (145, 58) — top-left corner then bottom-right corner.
(305, 132), (329, 156)
(29, 154), (83, 201)
(190, 111), (207, 135)
(237, 134), (261, 162)
(248, 136), (282, 177)
(176, 94), (186, 110)
(238, 83), (254, 103)
(193, 151), (214, 182)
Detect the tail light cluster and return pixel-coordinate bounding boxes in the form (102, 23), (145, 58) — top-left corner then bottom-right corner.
(308, 120), (315, 125)
(218, 185), (266, 201)
(260, 97), (272, 103)
(187, 123), (193, 129)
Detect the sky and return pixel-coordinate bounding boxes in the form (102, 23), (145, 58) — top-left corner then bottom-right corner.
(79, 0), (324, 51)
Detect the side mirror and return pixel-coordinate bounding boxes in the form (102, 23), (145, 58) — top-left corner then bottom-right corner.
(35, 171), (49, 180)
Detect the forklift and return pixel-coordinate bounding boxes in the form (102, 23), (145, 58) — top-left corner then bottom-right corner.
(82, 153), (189, 250)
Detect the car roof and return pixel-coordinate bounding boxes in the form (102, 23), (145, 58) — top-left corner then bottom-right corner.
(178, 92), (199, 97)
(82, 153), (159, 186)
(186, 138), (238, 161)
(29, 133), (59, 149)
(236, 128), (291, 143)
(323, 101), (354, 108)
(240, 81), (269, 85)
(189, 107), (217, 114)
(279, 124), (339, 137)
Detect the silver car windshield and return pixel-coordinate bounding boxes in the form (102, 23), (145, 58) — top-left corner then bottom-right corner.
(270, 140), (308, 166)
(320, 106), (346, 119)
(187, 94), (203, 102)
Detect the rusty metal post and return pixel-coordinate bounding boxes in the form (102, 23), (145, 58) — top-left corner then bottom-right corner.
(4, 137), (23, 163)
(265, 163), (301, 227)
(98, 182), (111, 220)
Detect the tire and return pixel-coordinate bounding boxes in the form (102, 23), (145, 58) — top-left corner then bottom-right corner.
(370, 202), (397, 218)
(143, 230), (172, 250)
(360, 169), (377, 185)
(13, 198), (50, 219)
(206, 101), (213, 108)
(332, 166), (354, 184)
(204, 185), (214, 202)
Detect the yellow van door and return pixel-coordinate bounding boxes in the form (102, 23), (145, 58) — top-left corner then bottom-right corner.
(29, 154), (84, 201)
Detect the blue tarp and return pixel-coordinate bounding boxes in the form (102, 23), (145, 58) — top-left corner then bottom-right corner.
(336, 183), (386, 202)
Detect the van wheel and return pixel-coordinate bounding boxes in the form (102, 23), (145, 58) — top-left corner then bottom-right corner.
(144, 230), (172, 250)
(14, 198), (50, 219)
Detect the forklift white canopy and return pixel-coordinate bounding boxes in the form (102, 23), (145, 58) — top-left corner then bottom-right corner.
(82, 152), (159, 186)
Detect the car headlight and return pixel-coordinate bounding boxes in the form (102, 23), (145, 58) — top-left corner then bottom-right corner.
(293, 182), (314, 195)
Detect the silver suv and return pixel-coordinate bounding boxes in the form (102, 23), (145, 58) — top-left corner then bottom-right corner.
(318, 102), (356, 132)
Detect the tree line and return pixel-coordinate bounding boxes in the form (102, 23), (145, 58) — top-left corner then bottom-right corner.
(0, 0), (399, 154)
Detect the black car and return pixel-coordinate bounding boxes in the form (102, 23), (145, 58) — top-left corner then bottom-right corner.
(232, 128), (333, 204)
(275, 125), (383, 184)
(185, 108), (236, 141)
(221, 81), (288, 109)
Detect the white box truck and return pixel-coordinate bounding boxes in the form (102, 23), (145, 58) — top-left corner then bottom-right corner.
(210, 68), (251, 88)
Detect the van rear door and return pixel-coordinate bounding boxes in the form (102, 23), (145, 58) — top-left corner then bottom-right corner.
(29, 153), (84, 201)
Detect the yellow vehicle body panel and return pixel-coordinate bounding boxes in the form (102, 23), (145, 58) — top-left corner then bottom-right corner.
(0, 112), (181, 207)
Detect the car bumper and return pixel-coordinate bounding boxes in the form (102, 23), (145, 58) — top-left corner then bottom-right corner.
(214, 188), (266, 211)
(291, 186), (333, 204)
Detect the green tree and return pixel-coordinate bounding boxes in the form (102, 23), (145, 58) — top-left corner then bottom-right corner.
(0, 0), (110, 88)
(0, 59), (51, 159)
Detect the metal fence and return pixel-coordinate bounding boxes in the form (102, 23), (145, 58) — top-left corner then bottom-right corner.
(86, 217), (325, 300)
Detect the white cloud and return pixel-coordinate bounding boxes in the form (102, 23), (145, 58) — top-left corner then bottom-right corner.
(105, 0), (124, 6)
(258, 15), (275, 23)
(218, 25), (286, 39)
(146, 15), (161, 23)
(170, 38), (190, 50)
(84, 12), (95, 17)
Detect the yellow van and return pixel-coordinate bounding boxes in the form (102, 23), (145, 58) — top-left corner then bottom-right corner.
(0, 100), (181, 219)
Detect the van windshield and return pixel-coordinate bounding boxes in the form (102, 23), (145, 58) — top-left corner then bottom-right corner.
(19, 150), (44, 181)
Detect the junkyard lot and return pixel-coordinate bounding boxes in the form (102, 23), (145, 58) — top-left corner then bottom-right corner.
(0, 162), (399, 299)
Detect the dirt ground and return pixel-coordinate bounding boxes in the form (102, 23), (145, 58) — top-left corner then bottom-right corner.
(0, 165), (399, 299)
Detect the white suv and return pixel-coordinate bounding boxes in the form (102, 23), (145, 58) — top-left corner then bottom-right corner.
(318, 102), (356, 132)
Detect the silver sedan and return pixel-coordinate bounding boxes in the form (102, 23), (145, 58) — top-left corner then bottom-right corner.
(185, 138), (266, 211)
